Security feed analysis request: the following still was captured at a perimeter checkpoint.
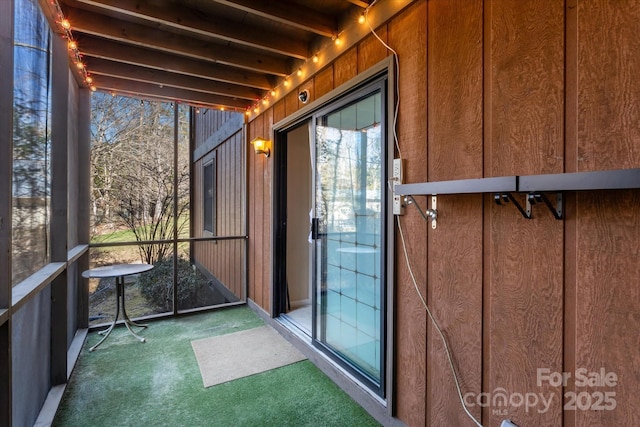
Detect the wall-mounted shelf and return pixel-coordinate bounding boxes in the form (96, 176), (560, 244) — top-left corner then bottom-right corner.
(519, 168), (640, 192)
(395, 176), (516, 196)
(394, 168), (640, 223)
(395, 168), (640, 196)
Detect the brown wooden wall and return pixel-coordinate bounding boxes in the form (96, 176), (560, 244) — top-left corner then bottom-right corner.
(240, 1), (640, 426)
(193, 110), (245, 300)
(247, 110), (273, 313)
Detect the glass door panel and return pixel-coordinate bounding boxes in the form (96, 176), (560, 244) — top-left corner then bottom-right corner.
(314, 90), (383, 386)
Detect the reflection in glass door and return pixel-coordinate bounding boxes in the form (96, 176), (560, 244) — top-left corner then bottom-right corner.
(314, 87), (384, 390)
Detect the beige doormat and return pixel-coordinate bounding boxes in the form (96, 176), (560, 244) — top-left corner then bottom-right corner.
(191, 325), (306, 387)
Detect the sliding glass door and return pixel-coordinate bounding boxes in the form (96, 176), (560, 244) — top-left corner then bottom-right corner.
(313, 83), (385, 392)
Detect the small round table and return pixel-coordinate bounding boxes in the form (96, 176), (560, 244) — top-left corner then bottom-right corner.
(82, 263), (154, 351)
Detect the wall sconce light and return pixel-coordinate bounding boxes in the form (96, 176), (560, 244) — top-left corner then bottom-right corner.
(251, 137), (271, 157)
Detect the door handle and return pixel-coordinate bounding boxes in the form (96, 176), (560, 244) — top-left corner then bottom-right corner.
(311, 218), (320, 240)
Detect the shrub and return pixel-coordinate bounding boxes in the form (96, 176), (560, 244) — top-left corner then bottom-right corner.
(138, 257), (221, 312)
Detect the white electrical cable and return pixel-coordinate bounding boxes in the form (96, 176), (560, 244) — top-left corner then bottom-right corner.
(364, 5), (481, 424)
(364, 1), (402, 160)
(397, 216), (483, 427)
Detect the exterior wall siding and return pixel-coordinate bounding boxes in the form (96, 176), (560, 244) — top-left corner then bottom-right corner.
(193, 110), (245, 301)
(237, 1), (640, 425)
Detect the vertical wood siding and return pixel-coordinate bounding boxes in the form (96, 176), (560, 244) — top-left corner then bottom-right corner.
(571, 2), (640, 427)
(388, 2), (428, 425)
(484, 1), (566, 425)
(193, 110), (245, 300)
(426, 1), (483, 425)
(239, 1), (640, 425)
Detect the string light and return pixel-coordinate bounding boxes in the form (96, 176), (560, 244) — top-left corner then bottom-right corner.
(245, 3), (379, 118)
(48, 1), (93, 89)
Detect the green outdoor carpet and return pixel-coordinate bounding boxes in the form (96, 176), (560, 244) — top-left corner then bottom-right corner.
(53, 306), (380, 427)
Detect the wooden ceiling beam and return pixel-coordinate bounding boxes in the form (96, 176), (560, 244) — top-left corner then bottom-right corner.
(74, 0), (310, 59)
(79, 36), (274, 90)
(65, 6), (290, 76)
(210, 0), (337, 38)
(87, 57), (263, 101)
(345, 0), (372, 8)
(93, 75), (251, 109)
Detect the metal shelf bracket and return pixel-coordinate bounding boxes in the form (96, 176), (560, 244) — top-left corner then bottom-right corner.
(429, 196), (437, 229)
(494, 193), (532, 219)
(527, 192), (563, 220)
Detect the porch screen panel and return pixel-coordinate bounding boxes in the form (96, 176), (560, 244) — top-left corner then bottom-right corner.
(12, 0), (52, 285)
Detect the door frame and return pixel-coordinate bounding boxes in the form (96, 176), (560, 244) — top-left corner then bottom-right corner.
(272, 119), (313, 318)
(271, 57), (397, 407)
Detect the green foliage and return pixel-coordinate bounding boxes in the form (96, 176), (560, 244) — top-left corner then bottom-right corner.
(138, 257), (221, 312)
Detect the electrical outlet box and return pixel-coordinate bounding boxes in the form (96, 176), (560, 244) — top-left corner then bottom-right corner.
(393, 195), (404, 215)
(392, 158), (404, 215)
(393, 158), (403, 185)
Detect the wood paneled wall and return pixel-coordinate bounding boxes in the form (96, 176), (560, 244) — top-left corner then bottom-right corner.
(193, 110), (245, 300)
(483, 1), (565, 425)
(240, 1), (640, 426)
(247, 110), (274, 313)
